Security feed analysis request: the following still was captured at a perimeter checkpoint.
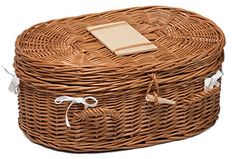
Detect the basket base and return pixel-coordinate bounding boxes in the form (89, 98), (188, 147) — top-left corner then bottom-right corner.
(18, 116), (218, 152)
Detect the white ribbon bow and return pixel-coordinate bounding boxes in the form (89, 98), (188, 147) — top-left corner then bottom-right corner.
(2, 65), (20, 94)
(204, 70), (223, 91)
(54, 96), (98, 127)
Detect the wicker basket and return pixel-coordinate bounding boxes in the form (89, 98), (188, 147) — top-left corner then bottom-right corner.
(14, 6), (225, 152)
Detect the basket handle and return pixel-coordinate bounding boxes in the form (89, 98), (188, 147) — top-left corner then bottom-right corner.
(54, 96), (120, 127)
(55, 96), (99, 127)
(74, 107), (120, 122)
(146, 73), (176, 105)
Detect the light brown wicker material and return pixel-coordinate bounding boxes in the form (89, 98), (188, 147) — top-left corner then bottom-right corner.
(14, 6), (225, 152)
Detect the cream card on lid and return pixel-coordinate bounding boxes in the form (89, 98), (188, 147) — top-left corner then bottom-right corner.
(87, 21), (157, 56)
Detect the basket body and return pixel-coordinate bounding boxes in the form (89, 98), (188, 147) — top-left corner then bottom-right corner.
(15, 6), (225, 152)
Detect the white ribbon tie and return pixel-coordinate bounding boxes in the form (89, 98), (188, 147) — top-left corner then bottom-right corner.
(204, 70), (223, 91)
(55, 96), (98, 127)
(2, 65), (20, 94)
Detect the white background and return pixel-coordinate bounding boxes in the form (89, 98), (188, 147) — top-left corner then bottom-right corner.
(0, 0), (234, 158)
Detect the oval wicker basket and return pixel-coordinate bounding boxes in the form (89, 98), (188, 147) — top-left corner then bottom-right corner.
(14, 6), (225, 152)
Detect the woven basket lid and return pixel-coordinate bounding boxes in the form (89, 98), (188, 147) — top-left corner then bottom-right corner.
(15, 6), (225, 69)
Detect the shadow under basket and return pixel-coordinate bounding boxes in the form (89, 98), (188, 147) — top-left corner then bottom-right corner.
(15, 6), (225, 152)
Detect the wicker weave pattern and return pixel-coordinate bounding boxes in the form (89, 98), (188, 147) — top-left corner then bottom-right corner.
(14, 6), (225, 152)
